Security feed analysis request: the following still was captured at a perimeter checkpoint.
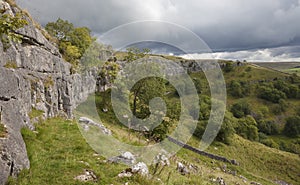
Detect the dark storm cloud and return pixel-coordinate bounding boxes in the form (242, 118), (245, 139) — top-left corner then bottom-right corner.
(16, 0), (300, 57)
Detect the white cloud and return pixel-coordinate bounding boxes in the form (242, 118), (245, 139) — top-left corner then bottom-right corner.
(180, 46), (300, 62)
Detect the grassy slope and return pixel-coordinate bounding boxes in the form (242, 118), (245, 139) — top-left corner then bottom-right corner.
(253, 62), (300, 75)
(8, 118), (212, 185)
(223, 64), (299, 122)
(10, 62), (300, 184)
(11, 116), (300, 184)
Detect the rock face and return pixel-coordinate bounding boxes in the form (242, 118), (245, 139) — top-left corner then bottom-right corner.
(0, 1), (108, 184)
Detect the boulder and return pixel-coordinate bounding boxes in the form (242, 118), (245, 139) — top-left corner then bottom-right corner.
(131, 162), (149, 176)
(176, 162), (190, 176)
(74, 169), (98, 182)
(109, 151), (136, 165)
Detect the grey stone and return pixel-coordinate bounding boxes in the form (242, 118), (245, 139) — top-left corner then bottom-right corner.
(131, 162), (149, 176)
(109, 151), (136, 165)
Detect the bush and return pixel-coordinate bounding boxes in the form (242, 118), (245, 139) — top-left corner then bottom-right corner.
(230, 101), (251, 118)
(4, 61), (17, 69)
(257, 119), (280, 135)
(0, 123), (7, 137)
(0, 9), (28, 50)
(236, 115), (259, 141)
(228, 80), (250, 98)
(273, 79), (299, 98)
(260, 139), (279, 149)
(257, 84), (286, 103)
(224, 61), (234, 72)
(215, 112), (236, 144)
(284, 116), (300, 137)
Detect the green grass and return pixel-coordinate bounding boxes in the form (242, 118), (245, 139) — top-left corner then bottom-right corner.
(8, 117), (213, 185)
(75, 90), (300, 185)
(253, 62), (300, 75)
(7, 118), (137, 185)
(10, 62), (300, 184)
(224, 64), (288, 81)
(205, 135), (300, 185)
(283, 68), (300, 75)
(28, 108), (44, 120)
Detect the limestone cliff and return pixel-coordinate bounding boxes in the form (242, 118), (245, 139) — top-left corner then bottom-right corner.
(0, 1), (105, 184)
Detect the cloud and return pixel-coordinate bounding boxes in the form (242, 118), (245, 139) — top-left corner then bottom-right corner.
(180, 46), (300, 62)
(16, 0), (300, 55)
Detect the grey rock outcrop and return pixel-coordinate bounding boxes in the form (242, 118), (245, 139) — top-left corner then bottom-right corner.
(0, 1), (109, 184)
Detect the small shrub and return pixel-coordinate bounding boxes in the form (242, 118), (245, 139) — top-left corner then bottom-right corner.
(4, 61), (17, 69)
(260, 139), (279, 149)
(4, 0), (17, 7)
(29, 107), (44, 120)
(0, 123), (7, 137)
(230, 101), (251, 118)
(245, 66), (252, 72)
(284, 116), (300, 137)
(224, 61), (234, 72)
(43, 76), (54, 89)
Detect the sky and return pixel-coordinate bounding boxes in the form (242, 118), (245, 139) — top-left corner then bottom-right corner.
(16, 0), (300, 62)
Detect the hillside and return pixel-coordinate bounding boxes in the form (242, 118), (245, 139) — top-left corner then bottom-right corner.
(1, 0), (300, 185)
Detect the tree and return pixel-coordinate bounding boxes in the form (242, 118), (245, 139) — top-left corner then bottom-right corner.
(284, 116), (300, 137)
(131, 77), (166, 119)
(45, 18), (73, 41)
(68, 27), (93, 55)
(59, 41), (81, 72)
(45, 18), (94, 72)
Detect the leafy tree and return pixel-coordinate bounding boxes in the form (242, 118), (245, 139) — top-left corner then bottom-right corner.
(99, 60), (120, 85)
(45, 18), (73, 41)
(131, 77), (166, 119)
(59, 41), (81, 72)
(284, 116), (300, 137)
(45, 18), (94, 72)
(0, 9), (28, 49)
(68, 27), (93, 55)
